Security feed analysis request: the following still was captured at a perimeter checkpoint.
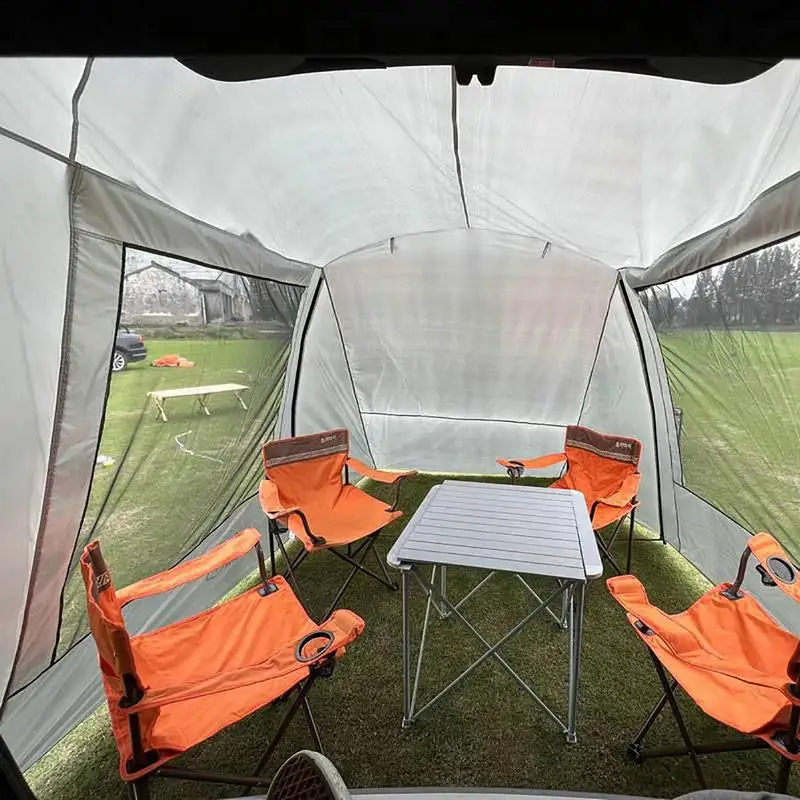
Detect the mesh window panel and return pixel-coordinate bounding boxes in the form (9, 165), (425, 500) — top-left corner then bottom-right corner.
(639, 239), (800, 557)
(55, 250), (303, 657)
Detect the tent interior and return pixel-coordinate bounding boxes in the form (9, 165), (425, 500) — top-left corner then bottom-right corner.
(2, 56), (800, 798)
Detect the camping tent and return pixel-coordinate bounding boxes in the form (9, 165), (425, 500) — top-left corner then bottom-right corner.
(2, 56), (800, 770)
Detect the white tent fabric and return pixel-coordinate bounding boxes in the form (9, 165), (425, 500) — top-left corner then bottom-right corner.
(0, 137), (71, 702)
(579, 288), (659, 533)
(320, 230), (620, 473)
(69, 57), (800, 269)
(3, 56), (800, 770)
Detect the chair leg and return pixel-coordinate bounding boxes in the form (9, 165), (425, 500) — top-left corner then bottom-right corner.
(301, 697), (324, 753)
(594, 532), (623, 575)
(775, 702), (800, 793)
(127, 777), (151, 800)
(246, 676), (320, 793)
(370, 537), (398, 590)
(604, 517), (626, 550)
(648, 652), (707, 789)
(629, 681), (677, 754)
(322, 540), (376, 619)
(275, 533), (308, 606)
(625, 508), (637, 574)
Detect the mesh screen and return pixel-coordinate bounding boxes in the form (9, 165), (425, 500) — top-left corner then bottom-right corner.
(55, 249), (303, 657)
(639, 239), (800, 556)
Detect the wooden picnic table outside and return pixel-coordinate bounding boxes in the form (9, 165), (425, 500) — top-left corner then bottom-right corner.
(147, 383), (249, 422)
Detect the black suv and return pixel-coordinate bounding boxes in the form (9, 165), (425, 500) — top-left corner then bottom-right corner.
(113, 327), (148, 372)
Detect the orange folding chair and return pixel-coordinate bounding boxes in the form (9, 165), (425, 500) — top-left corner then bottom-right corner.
(608, 532), (800, 793)
(260, 428), (417, 618)
(80, 528), (364, 800)
(498, 425), (643, 574)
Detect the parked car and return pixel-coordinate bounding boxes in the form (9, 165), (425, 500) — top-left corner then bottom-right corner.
(113, 327), (147, 372)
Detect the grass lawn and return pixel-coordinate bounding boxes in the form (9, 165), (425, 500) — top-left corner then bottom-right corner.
(659, 330), (800, 555)
(57, 334), (291, 655)
(26, 474), (798, 799)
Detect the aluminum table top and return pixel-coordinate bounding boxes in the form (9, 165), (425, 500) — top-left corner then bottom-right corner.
(388, 480), (601, 581)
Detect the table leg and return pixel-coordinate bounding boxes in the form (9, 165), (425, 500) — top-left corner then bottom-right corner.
(154, 397), (168, 423)
(401, 567), (412, 729)
(197, 395), (211, 416)
(435, 565), (449, 618)
(234, 391), (248, 411)
(566, 580), (586, 743)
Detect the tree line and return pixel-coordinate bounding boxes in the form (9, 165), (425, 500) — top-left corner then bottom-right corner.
(641, 244), (800, 330)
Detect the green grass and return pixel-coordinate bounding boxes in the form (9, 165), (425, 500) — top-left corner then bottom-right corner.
(660, 330), (800, 554)
(26, 474), (798, 799)
(57, 335), (290, 655)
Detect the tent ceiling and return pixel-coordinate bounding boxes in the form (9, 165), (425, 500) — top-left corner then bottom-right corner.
(69, 57), (800, 271)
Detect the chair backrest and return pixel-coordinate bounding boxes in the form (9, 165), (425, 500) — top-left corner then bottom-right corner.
(80, 541), (140, 699)
(263, 429), (350, 509)
(559, 425), (642, 499)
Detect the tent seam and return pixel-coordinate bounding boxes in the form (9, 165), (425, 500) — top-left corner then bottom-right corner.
(2, 57), (94, 707)
(290, 276), (324, 436)
(623, 277), (683, 547)
(617, 279), (667, 543)
(576, 276), (620, 423)
(450, 67), (470, 228)
(631, 287), (685, 485)
(0, 124), (71, 164)
(636, 166), (800, 288)
(362, 411), (568, 429)
(323, 274), (377, 466)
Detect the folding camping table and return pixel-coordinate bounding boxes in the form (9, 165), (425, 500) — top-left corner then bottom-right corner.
(147, 383), (249, 422)
(387, 480), (602, 743)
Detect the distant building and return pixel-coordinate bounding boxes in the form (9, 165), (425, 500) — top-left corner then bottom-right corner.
(121, 256), (251, 325)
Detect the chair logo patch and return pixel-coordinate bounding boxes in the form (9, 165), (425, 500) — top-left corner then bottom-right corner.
(95, 571), (112, 592)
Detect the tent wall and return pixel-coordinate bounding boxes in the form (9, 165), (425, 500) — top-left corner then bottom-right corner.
(620, 280), (681, 545)
(7, 168), (314, 698)
(675, 486), (800, 636)
(0, 137), (72, 703)
(291, 276), (373, 465)
(322, 230), (619, 474)
(579, 287), (660, 534)
(0, 163), (314, 765)
(277, 268), (323, 438)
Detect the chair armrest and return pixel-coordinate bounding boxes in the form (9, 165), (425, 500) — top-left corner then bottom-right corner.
(345, 458), (417, 484)
(747, 532), (800, 602)
(596, 472), (641, 508)
(117, 528), (260, 606)
(259, 479), (327, 546)
(259, 479), (301, 520)
(497, 452), (566, 475)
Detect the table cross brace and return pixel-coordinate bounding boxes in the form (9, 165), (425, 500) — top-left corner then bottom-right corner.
(404, 565), (570, 733)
